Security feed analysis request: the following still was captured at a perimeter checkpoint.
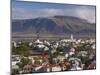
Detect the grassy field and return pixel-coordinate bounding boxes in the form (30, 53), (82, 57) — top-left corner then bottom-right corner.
(12, 35), (96, 42)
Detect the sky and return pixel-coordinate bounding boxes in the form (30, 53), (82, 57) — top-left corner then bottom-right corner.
(12, 0), (96, 23)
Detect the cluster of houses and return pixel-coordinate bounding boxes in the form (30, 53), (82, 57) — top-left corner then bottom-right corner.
(12, 35), (96, 74)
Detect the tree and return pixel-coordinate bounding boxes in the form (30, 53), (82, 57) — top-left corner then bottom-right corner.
(16, 57), (32, 70)
(12, 43), (31, 57)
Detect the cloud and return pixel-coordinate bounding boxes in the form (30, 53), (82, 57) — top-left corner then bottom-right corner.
(12, 8), (66, 19)
(74, 6), (95, 23)
(12, 6), (95, 23)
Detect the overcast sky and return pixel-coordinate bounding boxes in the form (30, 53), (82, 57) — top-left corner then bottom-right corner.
(12, 0), (96, 23)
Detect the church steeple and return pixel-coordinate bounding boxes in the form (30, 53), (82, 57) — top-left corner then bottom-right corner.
(71, 34), (74, 40)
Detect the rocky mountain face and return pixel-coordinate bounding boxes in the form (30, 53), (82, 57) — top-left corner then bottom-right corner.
(12, 16), (96, 37)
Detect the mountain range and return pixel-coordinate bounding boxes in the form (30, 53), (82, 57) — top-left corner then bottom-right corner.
(12, 16), (96, 38)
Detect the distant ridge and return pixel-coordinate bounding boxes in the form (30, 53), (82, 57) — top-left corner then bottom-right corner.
(12, 16), (96, 37)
